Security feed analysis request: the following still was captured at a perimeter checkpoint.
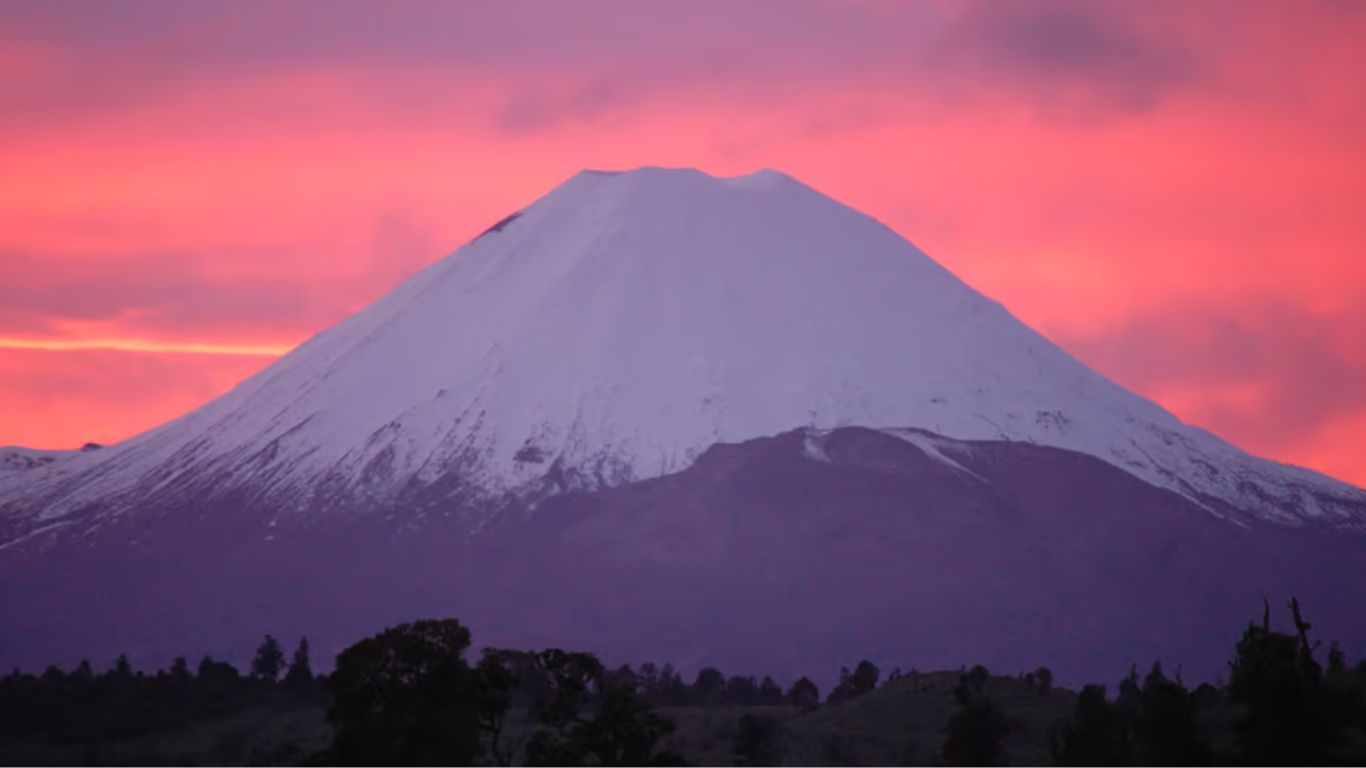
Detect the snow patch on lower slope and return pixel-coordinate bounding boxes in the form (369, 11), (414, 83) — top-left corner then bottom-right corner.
(801, 431), (833, 464)
(882, 429), (986, 483)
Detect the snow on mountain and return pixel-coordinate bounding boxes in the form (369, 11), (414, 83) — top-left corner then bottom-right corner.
(2, 167), (1363, 542)
(0, 447), (77, 477)
(0, 443), (100, 478)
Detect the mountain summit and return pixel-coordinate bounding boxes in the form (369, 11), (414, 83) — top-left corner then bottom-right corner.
(1, 167), (1364, 679)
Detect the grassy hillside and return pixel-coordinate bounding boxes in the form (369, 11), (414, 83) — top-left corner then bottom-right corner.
(646, 672), (1073, 766)
(779, 672), (1072, 765)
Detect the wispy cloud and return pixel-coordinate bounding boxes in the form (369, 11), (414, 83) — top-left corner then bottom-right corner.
(932, 1), (1200, 114)
(0, 337), (287, 356)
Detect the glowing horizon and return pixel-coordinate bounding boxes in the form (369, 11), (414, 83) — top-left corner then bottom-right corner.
(0, 337), (290, 357)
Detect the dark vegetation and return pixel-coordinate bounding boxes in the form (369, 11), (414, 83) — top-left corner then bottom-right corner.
(0, 637), (325, 765)
(4, 599), (1366, 765)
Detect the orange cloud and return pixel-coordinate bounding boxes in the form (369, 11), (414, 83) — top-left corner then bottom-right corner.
(0, 337), (288, 356)
(1, 1), (1364, 487)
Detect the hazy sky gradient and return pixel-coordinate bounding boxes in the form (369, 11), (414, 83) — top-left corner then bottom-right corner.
(2, 0), (1364, 485)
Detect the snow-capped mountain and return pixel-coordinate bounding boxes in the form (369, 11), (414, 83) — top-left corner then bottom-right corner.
(2, 166), (1365, 680)
(2, 166), (1361, 546)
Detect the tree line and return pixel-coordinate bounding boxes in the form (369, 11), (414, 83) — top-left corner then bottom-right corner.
(0, 636), (318, 749)
(3, 597), (1366, 765)
(1047, 598), (1366, 766)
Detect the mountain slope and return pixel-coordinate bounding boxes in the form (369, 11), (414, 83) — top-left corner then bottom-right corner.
(0, 443), (101, 480)
(1, 167), (1362, 547)
(2, 427), (1361, 682)
(0, 447), (76, 478)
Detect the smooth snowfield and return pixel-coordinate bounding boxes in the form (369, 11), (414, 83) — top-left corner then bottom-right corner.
(2, 167), (1363, 539)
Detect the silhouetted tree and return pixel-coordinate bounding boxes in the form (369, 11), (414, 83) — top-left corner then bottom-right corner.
(522, 649), (605, 765)
(1054, 684), (1129, 765)
(651, 663), (688, 706)
(1131, 661), (1210, 765)
(637, 662), (660, 696)
(196, 656), (240, 691)
(785, 676), (820, 711)
(1114, 664), (1142, 733)
(284, 637), (313, 688)
(1228, 598), (1343, 765)
(1332, 658), (1366, 764)
(327, 619), (482, 766)
(1034, 666), (1054, 694)
(941, 666), (1008, 766)
(1328, 642), (1347, 676)
(474, 649), (521, 766)
(828, 660), (880, 704)
(110, 654), (133, 682)
(250, 635), (285, 683)
(725, 675), (759, 705)
(963, 664), (990, 688)
(531, 649), (603, 728)
(577, 683), (675, 766)
(608, 664), (640, 693)
(521, 649), (675, 766)
(757, 675), (783, 705)
(691, 667), (726, 706)
(167, 657), (191, 688)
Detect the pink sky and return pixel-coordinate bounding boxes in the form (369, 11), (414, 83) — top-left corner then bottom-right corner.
(2, 1), (1365, 486)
